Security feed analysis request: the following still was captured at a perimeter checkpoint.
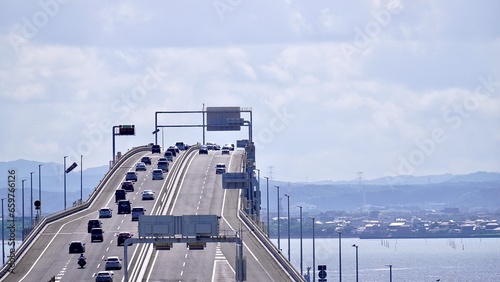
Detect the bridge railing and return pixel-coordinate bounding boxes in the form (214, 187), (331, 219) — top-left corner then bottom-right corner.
(0, 145), (151, 278)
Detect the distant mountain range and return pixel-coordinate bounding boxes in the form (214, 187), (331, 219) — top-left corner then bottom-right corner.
(1, 159), (499, 214)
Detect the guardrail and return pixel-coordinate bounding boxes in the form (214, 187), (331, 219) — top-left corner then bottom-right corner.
(0, 145), (151, 279)
(238, 210), (305, 281)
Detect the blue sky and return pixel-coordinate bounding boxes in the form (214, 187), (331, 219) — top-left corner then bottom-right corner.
(1, 0), (499, 182)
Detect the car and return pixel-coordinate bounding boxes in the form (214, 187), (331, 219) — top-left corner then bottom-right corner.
(125, 171), (137, 182)
(140, 156), (151, 165)
(158, 160), (169, 172)
(206, 142), (216, 150)
(135, 162), (147, 171)
(199, 146), (208, 154)
(223, 144), (235, 151)
(91, 228), (104, 242)
(87, 219), (102, 233)
(158, 157), (167, 162)
(95, 271), (114, 282)
(164, 151), (173, 162)
(99, 207), (113, 218)
(152, 169), (164, 180)
(142, 190), (155, 200)
(69, 241), (85, 253)
(117, 200), (131, 214)
(104, 256), (122, 270)
(115, 189), (126, 202)
(131, 207), (146, 221)
(116, 231), (133, 246)
(121, 181), (134, 192)
(215, 163), (226, 174)
(151, 144), (161, 154)
(175, 142), (186, 150)
(221, 149), (230, 155)
(167, 146), (178, 156)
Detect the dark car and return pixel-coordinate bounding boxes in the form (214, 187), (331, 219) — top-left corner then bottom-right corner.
(166, 146), (177, 156)
(140, 156), (151, 165)
(199, 146), (208, 154)
(175, 142), (186, 150)
(87, 219), (102, 233)
(117, 200), (131, 214)
(91, 228), (104, 243)
(125, 171), (138, 182)
(121, 181), (134, 192)
(151, 144), (161, 154)
(69, 241), (85, 254)
(117, 231), (133, 246)
(164, 151), (173, 162)
(115, 189), (126, 202)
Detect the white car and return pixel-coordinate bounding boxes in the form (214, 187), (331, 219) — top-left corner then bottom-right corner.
(135, 162), (147, 171)
(104, 256), (122, 270)
(152, 169), (164, 180)
(142, 190), (155, 200)
(98, 207), (112, 218)
(95, 270), (114, 282)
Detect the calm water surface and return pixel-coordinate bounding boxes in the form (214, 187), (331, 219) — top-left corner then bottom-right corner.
(272, 237), (500, 282)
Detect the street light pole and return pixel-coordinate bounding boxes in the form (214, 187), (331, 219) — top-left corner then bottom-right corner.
(38, 164), (42, 220)
(338, 231), (342, 282)
(275, 185), (280, 251)
(30, 171), (34, 228)
(63, 156), (68, 210)
(311, 217), (316, 282)
(80, 154), (83, 204)
(1, 198), (5, 265)
(297, 205), (303, 277)
(21, 179), (26, 240)
(284, 193), (291, 261)
(264, 176), (269, 237)
(386, 264), (392, 282)
(352, 244), (359, 282)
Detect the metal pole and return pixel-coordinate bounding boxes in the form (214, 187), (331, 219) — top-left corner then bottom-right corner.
(21, 179), (26, 241)
(256, 169), (260, 223)
(297, 205), (303, 276)
(264, 177), (269, 237)
(1, 198), (5, 265)
(155, 112), (158, 145)
(386, 264), (392, 282)
(38, 164), (42, 219)
(30, 171), (34, 228)
(202, 104), (205, 145)
(63, 156), (67, 210)
(275, 186), (280, 251)
(338, 231), (342, 282)
(285, 194), (290, 261)
(352, 244), (359, 282)
(80, 154), (83, 203)
(311, 217), (316, 282)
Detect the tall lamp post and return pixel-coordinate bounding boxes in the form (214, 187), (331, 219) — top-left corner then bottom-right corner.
(275, 185), (280, 251)
(297, 205), (303, 277)
(38, 164), (42, 220)
(284, 193), (291, 261)
(311, 217), (316, 282)
(21, 179), (26, 240)
(352, 244), (359, 282)
(1, 198), (5, 265)
(80, 154), (83, 204)
(264, 176), (269, 237)
(63, 156), (68, 210)
(338, 231), (342, 282)
(386, 264), (392, 282)
(30, 171), (35, 228)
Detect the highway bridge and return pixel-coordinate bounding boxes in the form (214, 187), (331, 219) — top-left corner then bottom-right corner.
(0, 145), (303, 282)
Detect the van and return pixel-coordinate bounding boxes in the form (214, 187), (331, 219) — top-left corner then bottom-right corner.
(164, 151), (173, 162)
(158, 160), (169, 172)
(131, 207), (146, 221)
(115, 189), (126, 202)
(91, 228), (104, 242)
(117, 200), (131, 214)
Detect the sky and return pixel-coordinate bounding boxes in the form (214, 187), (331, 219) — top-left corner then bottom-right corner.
(1, 0), (499, 182)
